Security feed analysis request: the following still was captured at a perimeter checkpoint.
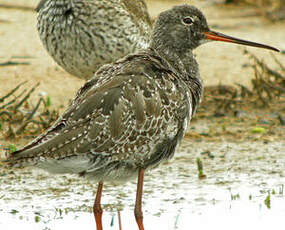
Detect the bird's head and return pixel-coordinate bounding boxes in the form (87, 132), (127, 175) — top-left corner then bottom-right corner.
(150, 5), (279, 53)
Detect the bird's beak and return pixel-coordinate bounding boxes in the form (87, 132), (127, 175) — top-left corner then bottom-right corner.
(203, 30), (279, 52)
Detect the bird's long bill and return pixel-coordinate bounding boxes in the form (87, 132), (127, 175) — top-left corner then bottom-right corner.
(203, 30), (279, 52)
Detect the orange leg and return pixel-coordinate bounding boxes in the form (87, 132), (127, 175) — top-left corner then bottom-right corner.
(93, 182), (103, 230)
(134, 168), (145, 230)
(117, 210), (122, 230)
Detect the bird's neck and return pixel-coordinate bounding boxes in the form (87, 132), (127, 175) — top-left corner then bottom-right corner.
(149, 46), (203, 115)
(151, 45), (201, 82)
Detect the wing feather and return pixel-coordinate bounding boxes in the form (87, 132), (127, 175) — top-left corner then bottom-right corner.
(6, 53), (193, 173)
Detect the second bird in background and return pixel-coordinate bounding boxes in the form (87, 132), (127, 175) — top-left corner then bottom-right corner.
(36, 0), (152, 80)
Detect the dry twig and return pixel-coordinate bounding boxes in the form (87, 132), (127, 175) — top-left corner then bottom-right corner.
(199, 49), (285, 116)
(0, 82), (59, 139)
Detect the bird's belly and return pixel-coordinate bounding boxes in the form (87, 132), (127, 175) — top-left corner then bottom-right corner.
(35, 154), (140, 183)
(84, 162), (139, 183)
(34, 135), (179, 183)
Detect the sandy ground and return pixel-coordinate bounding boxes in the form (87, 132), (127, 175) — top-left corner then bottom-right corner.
(0, 1), (285, 230)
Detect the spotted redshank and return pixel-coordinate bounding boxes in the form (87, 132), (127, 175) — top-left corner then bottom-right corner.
(36, 0), (152, 79)
(5, 4), (279, 230)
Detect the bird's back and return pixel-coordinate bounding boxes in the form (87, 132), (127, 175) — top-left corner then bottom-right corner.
(5, 50), (195, 182)
(36, 0), (152, 79)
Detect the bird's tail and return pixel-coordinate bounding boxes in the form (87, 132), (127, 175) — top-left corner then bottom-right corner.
(0, 144), (37, 168)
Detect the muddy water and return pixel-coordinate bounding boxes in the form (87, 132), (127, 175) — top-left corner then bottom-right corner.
(1, 140), (284, 230)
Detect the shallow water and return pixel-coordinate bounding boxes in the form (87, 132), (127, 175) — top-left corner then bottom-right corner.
(1, 140), (284, 230)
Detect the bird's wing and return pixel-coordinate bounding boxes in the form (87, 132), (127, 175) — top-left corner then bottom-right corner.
(6, 54), (191, 169)
(35, 0), (48, 12)
(122, 0), (152, 26)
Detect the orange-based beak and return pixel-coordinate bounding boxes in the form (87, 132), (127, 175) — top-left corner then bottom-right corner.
(203, 30), (279, 52)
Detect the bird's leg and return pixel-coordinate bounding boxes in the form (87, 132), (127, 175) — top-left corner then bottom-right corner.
(94, 181), (104, 230)
(117, 210), (122, 230)
(134, 168), (145, 230)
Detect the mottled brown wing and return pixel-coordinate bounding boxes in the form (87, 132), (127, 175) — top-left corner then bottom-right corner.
(6, 55), (191, 172)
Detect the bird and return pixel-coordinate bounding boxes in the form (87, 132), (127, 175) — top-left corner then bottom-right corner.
(36, 0), (152, 80)
(4, 4), (279, 230)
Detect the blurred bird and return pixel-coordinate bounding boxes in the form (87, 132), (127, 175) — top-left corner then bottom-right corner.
(5, 4), (279, 230)
(36, 0), (152, 79)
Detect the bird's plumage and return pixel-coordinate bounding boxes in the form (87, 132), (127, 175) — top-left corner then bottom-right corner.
(36, 0), (152, 79)
(8, 4), (278, 183)
(5, 5), (207, 180)
(6, 47), (202, 182)
(4, 5), (279, 229)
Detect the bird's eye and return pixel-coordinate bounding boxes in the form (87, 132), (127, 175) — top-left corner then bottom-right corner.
(182, 17), (194, 25)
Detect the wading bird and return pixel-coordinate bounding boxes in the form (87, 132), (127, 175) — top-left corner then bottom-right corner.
(5, 4), (279, 230)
